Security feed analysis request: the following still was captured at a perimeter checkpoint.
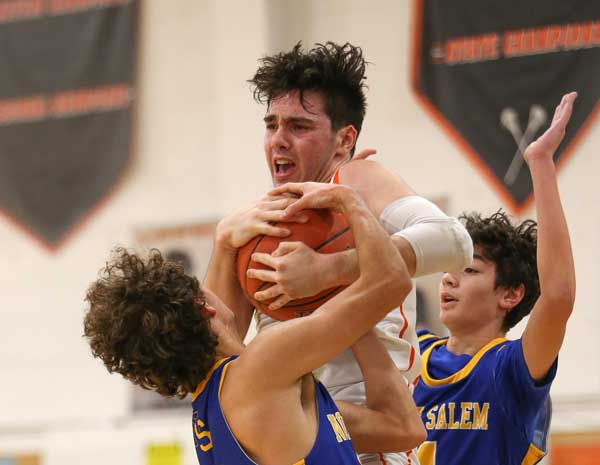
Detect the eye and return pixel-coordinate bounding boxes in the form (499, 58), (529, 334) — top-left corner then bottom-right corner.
(265, 123), (277, 130)
(293, 124), (308, 131)
(464, 267), (478, 274)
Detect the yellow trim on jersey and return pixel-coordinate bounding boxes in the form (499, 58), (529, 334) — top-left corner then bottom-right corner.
(291, 460), (306, 465)
(421, 337), (507, 386)
(418, 333), (438, 343)
(191, 357), (230, 401)
(521, 443), (545, 465)
(218, 358), (235, 396)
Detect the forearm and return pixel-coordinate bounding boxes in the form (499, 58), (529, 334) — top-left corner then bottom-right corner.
(383, 197), (473, 277)
(339, 331), (425, 452)
(337, 401), (424, 453)
(315, 236), (416, 292)
(204, 238), (254, 338)
(529, 157), (575, 309)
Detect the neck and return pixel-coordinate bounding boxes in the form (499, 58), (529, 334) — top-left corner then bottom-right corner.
(445, 324), (505, 356)
(321, 156), (349, 182)
(215, 328), (245, 359)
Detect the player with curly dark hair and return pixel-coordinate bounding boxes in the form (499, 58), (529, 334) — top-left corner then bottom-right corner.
(460, 210), (540, 332)
(207, 40), (472, 465)
(413, 93), (578, 465)
(84, 183), (426, 465)
(84, 248), (217, 398)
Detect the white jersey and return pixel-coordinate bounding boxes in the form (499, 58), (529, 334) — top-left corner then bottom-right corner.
(255, 285), (421, 388)
(255, 168), (422, 465)
(255, 286), (421, 465)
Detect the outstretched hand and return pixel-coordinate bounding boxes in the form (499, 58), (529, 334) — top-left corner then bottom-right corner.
(524, 92), (577, 164)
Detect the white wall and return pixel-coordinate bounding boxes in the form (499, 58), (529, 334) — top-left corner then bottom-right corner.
(0, 0), (598, 462)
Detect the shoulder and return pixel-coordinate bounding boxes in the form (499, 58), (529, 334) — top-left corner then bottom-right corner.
(338, 160), (415, 215)
(417, 328), (442, 353)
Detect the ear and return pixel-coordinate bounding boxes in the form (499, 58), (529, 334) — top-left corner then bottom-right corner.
(498, 284), (525, 313)
(201, 305), (217, 319)
(335, 125), (358, 157)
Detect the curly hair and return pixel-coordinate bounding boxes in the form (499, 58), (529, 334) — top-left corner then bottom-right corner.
(83, 248), (217, 398)
(249, 41), (368, 149)
(460, 210), (539, 332)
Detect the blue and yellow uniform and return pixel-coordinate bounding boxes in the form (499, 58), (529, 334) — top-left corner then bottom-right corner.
(413, 330), (556, 465)
(191, 355), (362, 465)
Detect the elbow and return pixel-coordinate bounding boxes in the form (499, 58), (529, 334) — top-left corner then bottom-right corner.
(545, 282), (576, 318)
(414, 422), (428, 449)
(402, 418), (427, 451)
(385, 266), (413, 305)
(448, 218), (474, 271)
(381, 417), (426, 452)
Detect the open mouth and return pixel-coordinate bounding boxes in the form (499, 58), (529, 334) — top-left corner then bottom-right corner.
(274, 159), (295, 176)
(441, 293), (458, 304)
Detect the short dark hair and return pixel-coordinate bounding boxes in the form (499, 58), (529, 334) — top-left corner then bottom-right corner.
(460, 210), (539, 332)
(249, 41), (368, 147)
(83, 248), (217, 398)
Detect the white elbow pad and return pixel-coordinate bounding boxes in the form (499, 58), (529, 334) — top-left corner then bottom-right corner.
(380, 196), (473, 277)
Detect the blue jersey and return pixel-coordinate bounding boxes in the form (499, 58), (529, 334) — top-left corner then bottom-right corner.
(413, 330), (556, 465)
(191, 356), (361, 465)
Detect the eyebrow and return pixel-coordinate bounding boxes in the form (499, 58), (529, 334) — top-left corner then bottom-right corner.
(263, 115), (315, 124)
(473, 253), (489, 263)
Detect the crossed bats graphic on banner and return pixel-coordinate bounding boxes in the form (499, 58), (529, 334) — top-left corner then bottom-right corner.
(500, 104), (548, 185)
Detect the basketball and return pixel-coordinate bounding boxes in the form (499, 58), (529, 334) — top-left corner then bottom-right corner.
(236, 208), (355, 321)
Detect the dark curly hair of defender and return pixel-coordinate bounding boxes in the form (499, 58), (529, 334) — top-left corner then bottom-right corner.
(460, 210), (540, 332)
(83, 248), (217, 398)
(249, 41), (368, 151)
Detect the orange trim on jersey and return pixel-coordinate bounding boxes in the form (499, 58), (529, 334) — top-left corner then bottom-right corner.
(377, 452), (388, 465)
(291, 459), (306, 465)
(398, 304), (409, 339)
(332, 168), (341, 185)
(421, 337), (507, 386)
(408, 345), (416, 371)
(191, 357), (230, 401)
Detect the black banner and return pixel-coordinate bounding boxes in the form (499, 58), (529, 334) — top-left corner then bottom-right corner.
(412, 0), (600, 212)
(0, 0), (137, 249)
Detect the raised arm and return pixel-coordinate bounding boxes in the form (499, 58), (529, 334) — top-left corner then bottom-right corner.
(521, 92), (577, 381)
(240, 182), (413, 387)
(337, 331), (426, 453)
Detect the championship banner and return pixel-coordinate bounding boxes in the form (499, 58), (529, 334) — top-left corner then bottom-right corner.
(0, 0), (138, 249)
(412, 0), (600, 212)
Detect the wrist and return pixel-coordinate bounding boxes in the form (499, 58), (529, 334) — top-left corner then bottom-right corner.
(326, 249), (359, 287)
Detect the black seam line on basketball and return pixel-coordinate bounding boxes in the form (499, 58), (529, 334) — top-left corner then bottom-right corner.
(246, 234), (267, 294)
(314, 226), (351, 251)
(285, 287), (342, 308)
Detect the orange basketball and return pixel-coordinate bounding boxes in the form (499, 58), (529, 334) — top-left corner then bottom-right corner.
(236, 208), (355, 321)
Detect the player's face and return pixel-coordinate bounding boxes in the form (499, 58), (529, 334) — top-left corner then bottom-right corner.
(202, 288), (236, 329)
(438, 250), (506, 332)
(264, 91), (347, 186)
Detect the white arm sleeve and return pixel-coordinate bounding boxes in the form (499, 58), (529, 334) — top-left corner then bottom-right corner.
(379, 196), (473, 277)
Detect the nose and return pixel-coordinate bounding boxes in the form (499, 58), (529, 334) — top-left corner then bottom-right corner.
(441, 272), (459, 287)
(270, 125), (291, 152)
